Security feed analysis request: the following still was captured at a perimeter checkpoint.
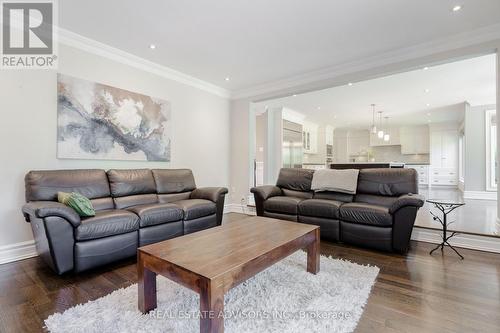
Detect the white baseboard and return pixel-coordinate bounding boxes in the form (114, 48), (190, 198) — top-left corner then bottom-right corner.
(463, 190), (497, 200)
(0, 240), (37, 265)
(411, 227), (500, 253)
(224, 203), (256, 215)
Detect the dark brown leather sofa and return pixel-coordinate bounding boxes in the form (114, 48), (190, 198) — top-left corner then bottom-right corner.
(22, 169), (227, 274)
(251, 168), (424, 253)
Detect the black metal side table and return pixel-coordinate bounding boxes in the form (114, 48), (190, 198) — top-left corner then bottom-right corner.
(426, 199), (465, 259)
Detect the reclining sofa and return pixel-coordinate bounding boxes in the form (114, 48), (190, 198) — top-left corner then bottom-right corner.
(22, 169), (228, 274)
(251, 168), (424, 253)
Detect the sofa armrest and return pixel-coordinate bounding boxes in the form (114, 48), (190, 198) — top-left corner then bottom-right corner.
(389, 194), (425, 214)
(190, 187), (228, 226)
(22, 201), (81, 227)
(250, 186), (282, 216)
(250, 185), (282, 201)
(190, 187), (228, 203)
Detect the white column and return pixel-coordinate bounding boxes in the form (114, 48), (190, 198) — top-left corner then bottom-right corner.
(496, 49), (500, 218)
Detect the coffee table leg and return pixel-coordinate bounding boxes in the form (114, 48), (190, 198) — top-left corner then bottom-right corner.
(200, 280), (224, 333)
(138, 254), (157, 313)
(306, 228), (320, 274)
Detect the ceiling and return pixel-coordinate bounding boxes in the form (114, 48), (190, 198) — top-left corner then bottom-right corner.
(253, 54), (497, 128)
(59, 0), (500, 93)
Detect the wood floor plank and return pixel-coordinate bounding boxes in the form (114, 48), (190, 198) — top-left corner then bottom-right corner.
(0, 213), (498, 333)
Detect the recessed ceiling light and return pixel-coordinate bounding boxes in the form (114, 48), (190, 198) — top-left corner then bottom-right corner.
(452, 5), (462, 12)
(423, 67), (429, 70)
(225, 77), (230, 81)
(348, 82), (353, 86)
(293, 94), (297, 97)
(317, 107), (321, 110)
(426, 103), (431, 107)
(149, 44), (156, 49)
(424, 89), (430, 93)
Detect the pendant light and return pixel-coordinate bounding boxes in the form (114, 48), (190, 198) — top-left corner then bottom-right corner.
(377, 111), (384, 139)
(370, 104), (377, 134)
(383, 116), (390, 142)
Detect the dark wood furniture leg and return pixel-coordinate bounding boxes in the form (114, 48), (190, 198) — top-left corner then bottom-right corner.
(200, 280), (224, 333)
(306, 228), (320, 274)
(138, 254), (157, 313)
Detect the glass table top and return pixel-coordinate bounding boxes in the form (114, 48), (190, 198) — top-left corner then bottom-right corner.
(426, 198), (465, 206)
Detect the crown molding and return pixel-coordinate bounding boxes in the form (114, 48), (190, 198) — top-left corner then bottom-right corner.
(57, 22), (500, 101)
(58, 28), (231, 99)
(231, 23), (500, 100)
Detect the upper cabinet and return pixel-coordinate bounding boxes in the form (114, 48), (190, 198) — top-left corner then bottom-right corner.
(400, 125), (430, 154)
(303, 122), (319, 154)
(430, 129), (458, 169)
(369, 126), (400, 146)
(325, 125), (334, 146)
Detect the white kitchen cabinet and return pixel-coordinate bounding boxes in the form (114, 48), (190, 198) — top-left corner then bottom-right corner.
(369, 126), (400, 146)
(406, 164), (429, 185)
(430, 128), (458, 186)
(334, 136), (348, 162)
(400, 125), (429, 154)
(325, 125), (334, 145)
(303, 122), (318, 154)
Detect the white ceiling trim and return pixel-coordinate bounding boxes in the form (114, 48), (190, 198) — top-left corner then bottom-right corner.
(232, 23), (500, 100)
(58, 28), (231, 99)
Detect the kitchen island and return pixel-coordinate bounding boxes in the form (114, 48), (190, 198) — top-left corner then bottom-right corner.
(330, 162), (405, 169)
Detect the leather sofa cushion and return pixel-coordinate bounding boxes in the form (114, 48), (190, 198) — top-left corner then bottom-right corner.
(158, 192), (191, 203)
(76, 210), (139, 241)
(354, 194), (398, 208)
(152, 169), (196, 194)
(298, 199), (341, 219)
(357, 168), (418, 197)
(25, 169), (110, 201)
(173, 199), (216, 220)
(276, 168), (314, 192)
(107, 169), (156, 197)
(340, 202), (393, 227)
(114, 193), (158, 210)
(282, 188), (313, 199)
(90, 197), (114, 211)
(128, 203), (184, 227)
(313, 191), (354, 203)
(264, 196), (303, 215)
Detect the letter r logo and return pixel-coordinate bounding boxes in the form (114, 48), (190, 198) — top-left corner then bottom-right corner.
(2, 2), (53, 54)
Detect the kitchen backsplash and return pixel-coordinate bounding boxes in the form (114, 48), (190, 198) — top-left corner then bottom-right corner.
(366, 145), (429, 164)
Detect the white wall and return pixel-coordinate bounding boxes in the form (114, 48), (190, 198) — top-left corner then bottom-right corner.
(464, 103), (496, 191)
(0, 44), (230, 247)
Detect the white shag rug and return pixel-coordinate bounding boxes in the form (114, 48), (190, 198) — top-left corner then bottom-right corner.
(45, 252), (379, 333)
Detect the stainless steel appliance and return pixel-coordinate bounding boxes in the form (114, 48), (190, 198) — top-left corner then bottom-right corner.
(282, 120), (303, 169)
(326, 144), (333, 158)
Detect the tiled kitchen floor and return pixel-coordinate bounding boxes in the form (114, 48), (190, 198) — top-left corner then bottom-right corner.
(415, 186), (500, 237)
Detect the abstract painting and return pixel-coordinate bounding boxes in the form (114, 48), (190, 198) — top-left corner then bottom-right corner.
(57, 74), (171, 161)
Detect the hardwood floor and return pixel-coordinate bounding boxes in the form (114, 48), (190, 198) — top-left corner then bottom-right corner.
(415, 186), (500, 237)
(1, 213), (499, 332)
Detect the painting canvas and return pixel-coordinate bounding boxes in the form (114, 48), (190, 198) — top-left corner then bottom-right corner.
(57, 74), (171, 161)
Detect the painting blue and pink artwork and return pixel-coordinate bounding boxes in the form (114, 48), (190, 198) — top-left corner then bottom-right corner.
(57, 74), (171, 161)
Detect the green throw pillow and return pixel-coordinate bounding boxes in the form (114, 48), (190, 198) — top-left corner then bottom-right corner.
(58, 192), (95, 217)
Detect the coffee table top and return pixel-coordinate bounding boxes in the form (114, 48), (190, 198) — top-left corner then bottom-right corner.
(138, 216), (318, 280)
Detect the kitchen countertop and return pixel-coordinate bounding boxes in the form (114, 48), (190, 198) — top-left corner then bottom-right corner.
(404, 162), (430, 165)
(330, 162), (430, 165)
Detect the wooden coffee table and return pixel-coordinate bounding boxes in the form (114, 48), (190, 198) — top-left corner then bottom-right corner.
(137, 216), (320, 333)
